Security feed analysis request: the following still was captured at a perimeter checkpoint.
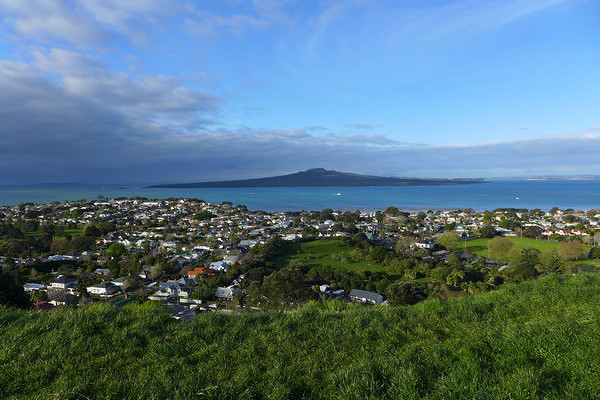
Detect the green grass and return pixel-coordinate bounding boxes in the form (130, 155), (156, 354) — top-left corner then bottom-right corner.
(575, 258), (600, 266)
(574, 258), (600, 272)
(463, 237), (586, 257)
(273, 239), (387, 273)
(23, 229), (84, 238)
(1, 273), (600, 399)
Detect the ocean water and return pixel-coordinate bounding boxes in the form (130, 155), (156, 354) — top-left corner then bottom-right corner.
(0, 181), (599, 211)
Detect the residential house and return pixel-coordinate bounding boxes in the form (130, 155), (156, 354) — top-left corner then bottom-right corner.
(93, 268), (111, 276)
(215, 286), (243, 300)
(349, 289), (384, 305)
(50, 275), (78, 290)
(87, 282), (120, 297)
(23, 283), (46, 292)
(155, 281), (192, 300)
(414, 241), (435, 250)
(209, 261), (230, 272)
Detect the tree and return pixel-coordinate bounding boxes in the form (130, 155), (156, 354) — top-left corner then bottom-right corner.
(51, 237), (71, 254)
(0, 271), (29, 308)
(479, 225), (496, 239)
(350, 248), (365, 262)
(302, 226), (318, 238)
(250, 267), (312, 309)
(84, 224), (101, 237)
(123, 275), (142, 292)
(71, 236), (96, 252)
(438, 231), (460, 251)
(558, 240), (585, 261)
(30, 290), (48, 303)
(150, 265), (165, 280)
(193, 211), (215, 221)
(395, 237), (415, 257)
(506, 248), (540, 281)
(106, 242), (127, 257)
(446, 252), (462, 268)
(488, 237), (514, 262)
(1, 239), (26, 258)
(537, 250), (564, 274)
(385, 282), (425, 306)
(384, 206), (401, 216)
(446, 268), (465, 287)
(368, 246), (386, 263)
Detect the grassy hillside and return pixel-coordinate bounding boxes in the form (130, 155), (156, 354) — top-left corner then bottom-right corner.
(1, 273), (600, 399)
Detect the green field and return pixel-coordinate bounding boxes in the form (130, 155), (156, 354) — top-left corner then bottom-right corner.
(274, 239), (387, 273)
(1, 273), (599, 399)
(462, 237), (586, 257)
(23, 229), (84, 238)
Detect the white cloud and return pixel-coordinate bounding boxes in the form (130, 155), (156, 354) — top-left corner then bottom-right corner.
(1, 54), (600, 185)
(29, 48), (219, 129)
(0, 0), (173, 48)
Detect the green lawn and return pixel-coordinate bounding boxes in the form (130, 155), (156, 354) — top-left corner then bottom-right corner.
(23, 229), (84, 238)
(274, 239), (388, 273)
(574, 258), (600, 272)
(463, 237), (584, 257)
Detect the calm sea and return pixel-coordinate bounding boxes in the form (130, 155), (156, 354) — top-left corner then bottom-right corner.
(0, 181), (599, 211)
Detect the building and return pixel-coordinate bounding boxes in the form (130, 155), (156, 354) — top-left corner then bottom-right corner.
(349, 289), (384, 305)
(414, 241), (435, 250)
(23, 283), (46, 292)
(87, 282), (120, 297)
(215, 286), (243, 300)
(209, 261), (230, 272)
(50, 275), (78, 290)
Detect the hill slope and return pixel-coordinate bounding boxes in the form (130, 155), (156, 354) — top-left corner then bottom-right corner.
(149, 168), (485, 188)
(1, 273), (599, 399)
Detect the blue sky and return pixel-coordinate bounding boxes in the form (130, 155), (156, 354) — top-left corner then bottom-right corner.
(0, 0), (599, 184)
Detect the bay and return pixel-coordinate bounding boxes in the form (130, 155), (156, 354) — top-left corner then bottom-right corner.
(0, 180), (599, 211)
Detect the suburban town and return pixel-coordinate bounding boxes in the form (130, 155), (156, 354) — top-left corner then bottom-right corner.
(2, 198), (599, 318)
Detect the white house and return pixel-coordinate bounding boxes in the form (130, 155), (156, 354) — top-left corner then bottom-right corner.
(215, 286), (243, 300)
(23, 283), (46, 292)
(87, 282), (119, 297)
(349, 289), (384, 305)
(50, 275), (78, 290)
(414, 241), (435, 250)
(283, 234), (302, 241)
(209, 261), (230, 272)
(155, 281), (191, 299)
